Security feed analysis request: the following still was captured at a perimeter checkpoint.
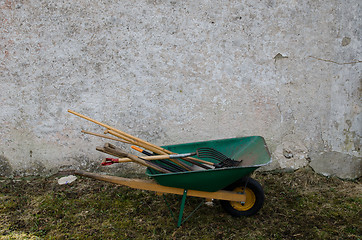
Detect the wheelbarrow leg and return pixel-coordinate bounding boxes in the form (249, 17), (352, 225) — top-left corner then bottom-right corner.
(177, 189), (188, 227)
(176, 189), (205, 227)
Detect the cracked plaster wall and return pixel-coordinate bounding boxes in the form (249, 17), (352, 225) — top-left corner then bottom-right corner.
(0, 0), (361, 178)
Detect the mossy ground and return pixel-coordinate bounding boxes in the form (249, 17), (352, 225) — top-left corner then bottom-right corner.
(0, 168), (361, 239)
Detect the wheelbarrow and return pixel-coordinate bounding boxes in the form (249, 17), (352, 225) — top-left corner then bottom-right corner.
(70, 136), (271, 227)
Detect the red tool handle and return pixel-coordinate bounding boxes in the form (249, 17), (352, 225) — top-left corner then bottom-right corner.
(101, 158), (119, 166)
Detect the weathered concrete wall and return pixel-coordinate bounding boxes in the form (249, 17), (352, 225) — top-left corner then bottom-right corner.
(1, 0), (361, 178)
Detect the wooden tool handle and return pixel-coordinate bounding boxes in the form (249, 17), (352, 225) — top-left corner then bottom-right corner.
(105, 129), (192, 171)
(68, 110), (209, 169)
(105, 129), (167, 155)
(131, 145), (145, 153)
(132, 145), (214, 167)
(103, 143), (171, 173)
(82, 130), (130, 144)
(126, 153), (171, 173)
(68, 109), (166, 153)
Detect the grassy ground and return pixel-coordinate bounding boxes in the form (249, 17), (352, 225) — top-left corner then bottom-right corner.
(0, 168), (361, 239)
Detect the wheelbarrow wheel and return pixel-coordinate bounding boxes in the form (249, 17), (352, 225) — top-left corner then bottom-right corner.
(220, 177), (264, 217)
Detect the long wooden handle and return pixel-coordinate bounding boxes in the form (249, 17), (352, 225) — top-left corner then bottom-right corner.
(124, 153), (171, 173)
(73, 170), (247, 202)
(106, 129), (193, 171)
(103, 154), (195, 162)
(68, 110), (191, 169)
(68, 109), (165, 153)
(82, 130), (131, 144)
(68, 110), (210, 168)
(99, 144), (171, 173)
(105, 129), (211, 168)
(105, 129), (165, 155)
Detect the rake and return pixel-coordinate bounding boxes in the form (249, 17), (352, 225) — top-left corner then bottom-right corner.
(196, 148), (241, 168)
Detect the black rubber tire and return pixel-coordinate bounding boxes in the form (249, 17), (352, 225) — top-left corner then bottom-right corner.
(220, 177), (265, 217)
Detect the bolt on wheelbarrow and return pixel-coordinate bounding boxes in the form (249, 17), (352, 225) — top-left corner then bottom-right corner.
(68, 136), (271, 227)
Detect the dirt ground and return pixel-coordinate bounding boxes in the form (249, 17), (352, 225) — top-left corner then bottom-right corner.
(0, 168), (361, 239)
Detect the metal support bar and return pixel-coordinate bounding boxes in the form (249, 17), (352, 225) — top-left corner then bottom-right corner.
(163, 190), (205, 227)
(177, 190), (188, 227)
(180, 200), (205, 226)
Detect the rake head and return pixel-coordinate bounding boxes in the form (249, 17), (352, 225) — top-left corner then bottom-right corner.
(196, 147), (241, 168)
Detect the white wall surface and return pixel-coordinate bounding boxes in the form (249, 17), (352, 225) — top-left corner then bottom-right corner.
(0, 0), (361, 178)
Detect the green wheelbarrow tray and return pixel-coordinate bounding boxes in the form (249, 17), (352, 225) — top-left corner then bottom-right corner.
(146, 136), (272, 192)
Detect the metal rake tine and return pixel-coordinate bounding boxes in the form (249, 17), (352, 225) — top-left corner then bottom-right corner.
(196, 148), (221, 156)
(196, 148), (230, 162)
(197, 151), (228, 162)
(196, 147), (242, 168)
